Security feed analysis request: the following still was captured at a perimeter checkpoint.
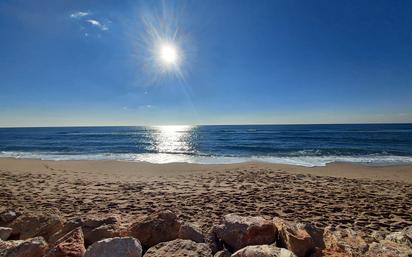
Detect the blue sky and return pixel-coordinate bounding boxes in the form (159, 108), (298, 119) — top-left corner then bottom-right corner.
(0, 0), (411, 126)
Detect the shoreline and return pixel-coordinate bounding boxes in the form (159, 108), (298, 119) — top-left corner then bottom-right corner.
(1, 157), (412, 182)
(1, 157), (411, 236)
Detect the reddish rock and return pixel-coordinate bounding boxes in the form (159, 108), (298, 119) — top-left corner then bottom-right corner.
(366, 239), (412, 257)
(178, 222), (205, 243)
(215, 214), (277, 252)
(49, 215), (119, 245)
(44, 227), (86, 257)
(323, 226), (368, 257)
(273, 218), (316, 257)
(9, 209), (64, 242)
(232, 245), (297, 257)
(144, 239), (212, 257)
(127, 210), (181, 248)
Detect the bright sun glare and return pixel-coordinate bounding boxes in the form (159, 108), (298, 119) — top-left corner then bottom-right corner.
(159, 43), (178, 65)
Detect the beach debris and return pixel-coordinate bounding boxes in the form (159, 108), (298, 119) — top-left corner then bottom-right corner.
(144, 239), (212, 257)
(178, 222), (205, 243)
(0, 227), (12, 241)
(273, 217), (317, 257)
(44, 227), (85, 257)
(0, 236), (48, 257)
(231, 244), (297, 257)
(8, 209), (64, 242)
(215, 214), (277, 252)
(127, 210), (181, 248)
(84, 237), (142, 257)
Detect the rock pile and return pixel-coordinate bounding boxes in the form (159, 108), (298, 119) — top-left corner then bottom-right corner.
(0, 209), (411, 257)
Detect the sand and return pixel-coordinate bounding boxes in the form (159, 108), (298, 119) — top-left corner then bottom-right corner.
(0, 157), (411, 234)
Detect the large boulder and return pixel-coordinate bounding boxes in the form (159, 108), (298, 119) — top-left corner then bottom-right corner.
(215, 214), (277, 252)
(9, 209), (64, 242)
(49, 215), (119, 245)
(273, 218), (316, 257)
(44, 227), (86, 257)
(127, 210), (181, 248)
(144, 239), (212, 257)
(84, 237), (142, 257)
(0, 227), (12, 240)
(178, 222), (205, 243)
(232, 245), (297, 257)
(323, 226), (368, 257)
(0, 237), (48, 257)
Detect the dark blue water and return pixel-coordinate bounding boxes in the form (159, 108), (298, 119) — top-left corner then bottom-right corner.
(0, 124), (411, 166)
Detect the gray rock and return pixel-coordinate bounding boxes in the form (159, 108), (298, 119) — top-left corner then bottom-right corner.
(385, 226), (412, 247)
(0, 227), (12, 240)
(84, 237), (142, 257)
(232, 245), (297, 257)
(215, 214), (277, 252)
(0, 237), (48, 257)
(144, 239), (212, 257)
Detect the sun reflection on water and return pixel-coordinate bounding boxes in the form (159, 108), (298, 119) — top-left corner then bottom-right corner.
(151, 125), (194, 154)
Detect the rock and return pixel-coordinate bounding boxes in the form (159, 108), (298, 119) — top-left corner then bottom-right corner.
(84, 223), (121, 246)
(298, 223), (325, 249)
(366, 239), (412, 257)
(44, 227), (86, 257)
(215, 214), (277, 252)
(370, 231), (386, 242)
(273, 218), (315, 257)
(0, 237), (48, 257)
(84, 237), (142, 257)
(127, 210), (181, 248)
(49, 215), (119, 245)
(232, 245), (297, 257)
(144, 239), (212, 257)
(0, 227), (12, 240)
(214, 249), (231, 257)
(323, 226), (368, 257)
(385, 226), (412, 247)
(178, 222), (205, 243)
(9, 209), (64, 241)
(0, 210), (18, 226)
(207, 226), (224, 254)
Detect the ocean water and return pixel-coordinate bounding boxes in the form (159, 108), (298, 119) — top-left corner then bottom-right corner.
(0, 124), (412, 167)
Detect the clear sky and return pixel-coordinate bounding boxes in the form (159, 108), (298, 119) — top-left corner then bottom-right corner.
(1, 0), (412, 127)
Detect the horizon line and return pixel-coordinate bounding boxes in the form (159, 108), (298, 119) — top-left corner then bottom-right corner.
(1, 122), (412, 129)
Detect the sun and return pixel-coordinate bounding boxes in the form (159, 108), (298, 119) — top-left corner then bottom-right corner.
(158, 42), (179, 66)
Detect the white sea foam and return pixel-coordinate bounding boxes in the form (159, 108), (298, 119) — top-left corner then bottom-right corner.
(1, 151), (412, 167)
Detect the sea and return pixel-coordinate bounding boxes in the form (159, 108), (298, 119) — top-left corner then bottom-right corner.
(0, 124), (412, 167)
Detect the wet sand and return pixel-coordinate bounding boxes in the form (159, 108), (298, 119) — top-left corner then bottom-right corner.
(0, 158), (411, 234)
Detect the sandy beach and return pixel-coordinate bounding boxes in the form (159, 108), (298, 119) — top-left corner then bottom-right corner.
(0, 157), (411, 236)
